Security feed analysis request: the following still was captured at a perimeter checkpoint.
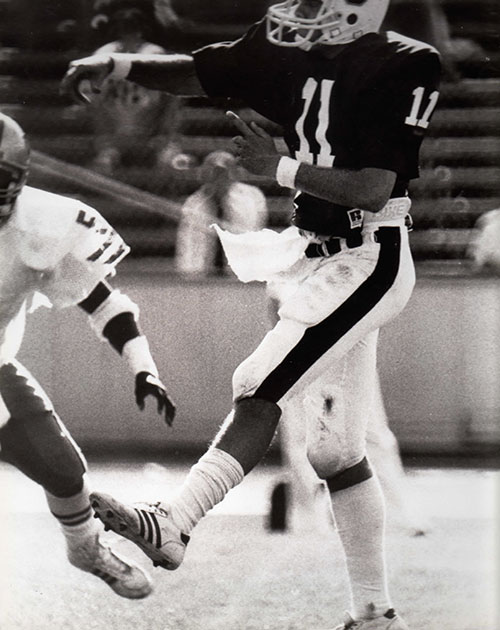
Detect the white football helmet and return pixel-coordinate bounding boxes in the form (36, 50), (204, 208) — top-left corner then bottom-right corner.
(0, 113), (30, 224)
(266, 0), (390, 50)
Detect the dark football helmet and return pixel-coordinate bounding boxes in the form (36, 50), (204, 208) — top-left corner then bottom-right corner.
(266, 0), (390, 50)
(0, 113), (30, 224)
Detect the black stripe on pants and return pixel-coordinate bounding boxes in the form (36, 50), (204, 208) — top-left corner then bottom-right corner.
(254, 227), (402, 403)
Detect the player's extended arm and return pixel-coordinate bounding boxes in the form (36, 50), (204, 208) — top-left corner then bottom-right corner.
(60, 52), (204, 104)
(78, 280), (176, 426)
(227, 111), (396, 213)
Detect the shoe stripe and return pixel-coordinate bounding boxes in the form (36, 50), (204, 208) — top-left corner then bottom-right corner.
(149, 512), (162, 549)
(138, 510), (163, 549)
(134, 507), (163, 549)
(140, 510), (154, 544)
(135, 508), (146, 538)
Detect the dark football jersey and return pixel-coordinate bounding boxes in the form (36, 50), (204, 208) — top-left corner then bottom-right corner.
(193, 20), (441, 236)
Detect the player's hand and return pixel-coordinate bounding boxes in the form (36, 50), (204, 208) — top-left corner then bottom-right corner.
(226, 110), (280, 178)
(135, 371), (176, 426)
(60, 55), (114, 104)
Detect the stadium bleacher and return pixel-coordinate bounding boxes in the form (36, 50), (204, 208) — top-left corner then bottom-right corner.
(0, 0), (499, 261)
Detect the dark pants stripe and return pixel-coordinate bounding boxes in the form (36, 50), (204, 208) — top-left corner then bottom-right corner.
(0, 362), (86, 496)
(254, 227), (402, 403)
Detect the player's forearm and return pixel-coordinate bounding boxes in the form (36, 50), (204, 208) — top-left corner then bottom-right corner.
(78, 281), (159, 377)
(293, 163), (397, 212)
(111, 53), (205, 96)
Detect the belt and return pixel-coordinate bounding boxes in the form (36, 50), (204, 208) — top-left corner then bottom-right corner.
(305, 230), (366, 258)
(304, 215), (412, 259)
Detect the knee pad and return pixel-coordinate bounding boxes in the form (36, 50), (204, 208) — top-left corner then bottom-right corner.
(0, 363), (86, 497)
(321, 456), (373, 493)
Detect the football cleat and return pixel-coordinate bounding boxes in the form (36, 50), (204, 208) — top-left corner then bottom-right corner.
(90, 492), (189, 571)
(67, 533), (153, 599)
(332, 609), (409, 630)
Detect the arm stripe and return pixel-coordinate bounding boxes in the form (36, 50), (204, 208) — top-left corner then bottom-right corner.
(103, 312), (141, 354)
(78, 281), (112, 314)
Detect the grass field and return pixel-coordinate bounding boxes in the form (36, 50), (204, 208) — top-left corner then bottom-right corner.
(0, 460), (498, 630)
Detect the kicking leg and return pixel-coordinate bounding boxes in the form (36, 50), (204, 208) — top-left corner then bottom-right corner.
(91, 395), (281, 568)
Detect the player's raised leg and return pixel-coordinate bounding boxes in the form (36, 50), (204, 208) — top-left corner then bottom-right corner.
(91, 396), (281, 568)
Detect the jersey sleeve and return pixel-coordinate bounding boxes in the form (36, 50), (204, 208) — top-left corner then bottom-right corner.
(355, 49), (441, 179)
(192, 19), (288, 119)
(38, 204), (130, 308)
(192, 39), (242, 98)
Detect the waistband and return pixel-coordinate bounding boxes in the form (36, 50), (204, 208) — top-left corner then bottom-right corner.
(363, 196), (412, 225)
(305, 226), (403, 258)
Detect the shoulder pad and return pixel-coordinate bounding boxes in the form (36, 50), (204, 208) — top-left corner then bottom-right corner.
(14, 185), (129, 273)
(15, 187), (129, 308)
(14, 186), (85, 269)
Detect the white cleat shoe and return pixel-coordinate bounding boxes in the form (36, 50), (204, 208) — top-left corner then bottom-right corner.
(90, 491), (189, 571)
(67, 533), (153, 599)
(332, 609), (409, 630)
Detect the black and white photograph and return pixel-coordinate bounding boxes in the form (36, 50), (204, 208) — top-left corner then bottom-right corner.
(0, 0), (498, 628)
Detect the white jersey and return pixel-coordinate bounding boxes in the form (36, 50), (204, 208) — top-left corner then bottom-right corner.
(0, 186), (129, 364)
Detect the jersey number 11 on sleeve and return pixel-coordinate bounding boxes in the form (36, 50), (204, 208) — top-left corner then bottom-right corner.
(405, 86), (439, 129)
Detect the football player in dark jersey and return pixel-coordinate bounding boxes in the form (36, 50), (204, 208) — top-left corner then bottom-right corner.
(61, 1), (440, 627)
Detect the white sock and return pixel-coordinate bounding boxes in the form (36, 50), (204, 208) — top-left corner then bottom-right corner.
(329, 474), (392, 619)
(168, 448), (244, 533)
(45, 477), (100, 544)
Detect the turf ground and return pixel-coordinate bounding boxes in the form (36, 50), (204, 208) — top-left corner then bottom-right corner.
(0, 459), (498, 630)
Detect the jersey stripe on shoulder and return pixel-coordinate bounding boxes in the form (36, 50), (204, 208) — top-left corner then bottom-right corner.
(386, 31), (439, 56)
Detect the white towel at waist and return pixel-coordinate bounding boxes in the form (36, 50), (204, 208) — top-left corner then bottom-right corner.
(213, 224), (308, 283)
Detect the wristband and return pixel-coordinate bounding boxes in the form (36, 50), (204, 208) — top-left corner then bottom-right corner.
(275, 156), (300, 189)
(108, 54), (134, 80)
(122, 335), (159, 378)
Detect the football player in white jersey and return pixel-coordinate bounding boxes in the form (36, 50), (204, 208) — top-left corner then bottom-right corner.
(61, 0), (441, 627)
(0, 113), (175, 599)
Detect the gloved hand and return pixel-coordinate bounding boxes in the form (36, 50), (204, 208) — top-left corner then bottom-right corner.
(60, 55), (114, 104)
(135, 371), (176, 426)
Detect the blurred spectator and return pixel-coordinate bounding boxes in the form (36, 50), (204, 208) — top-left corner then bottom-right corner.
(87, 0), (181, 174)
(175, 151), (268, 275)
(153, 0), (200, 32)
(468, 209), (500, 274)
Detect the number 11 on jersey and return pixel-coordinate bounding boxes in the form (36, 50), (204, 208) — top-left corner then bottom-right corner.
(405, 86), (439, 129)
(295, 78), (336, 167)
